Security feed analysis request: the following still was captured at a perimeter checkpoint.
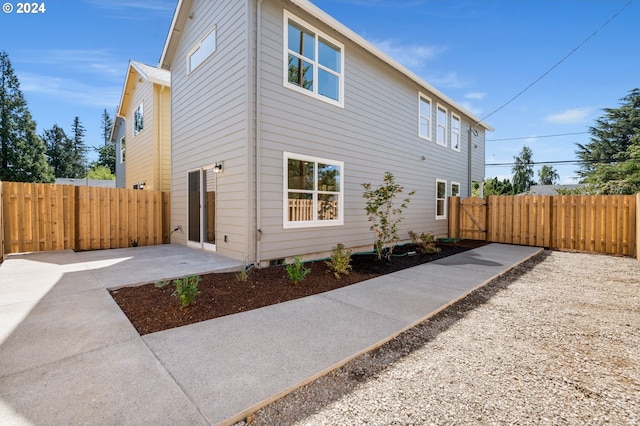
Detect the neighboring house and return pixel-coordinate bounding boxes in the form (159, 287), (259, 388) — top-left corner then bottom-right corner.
(159, 0), (493, 265)
(115, 60), (171, 192)
(55, 178), (116, 188)
(109, 115), (126, 188)
(521, 184), (585, 195)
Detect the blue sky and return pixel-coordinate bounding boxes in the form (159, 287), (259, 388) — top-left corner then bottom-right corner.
(2, 0), (638, 183)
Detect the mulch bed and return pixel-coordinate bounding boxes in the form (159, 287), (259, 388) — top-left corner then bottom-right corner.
(110, 240), (487, 335)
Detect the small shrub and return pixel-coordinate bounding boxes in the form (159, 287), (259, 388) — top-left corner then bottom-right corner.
(236, 258), (252, 282)
(130, 239), (139, 247)
(326, 243), (352, 279)
(408, 231), (441, 254)
(172, 274), (201, 308)
(286, 256), (311, 285)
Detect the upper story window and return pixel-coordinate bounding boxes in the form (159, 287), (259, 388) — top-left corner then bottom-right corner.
(133, 103), (143, 135)
(451, 112), (461, 152)
(120, 136), (126, 163)
(284, 11), (344, 107)
(436, 104), (447, 146)
(284, 151), (344, 228)
(418, 93), (432, 140)
(188, 26), (216, 73)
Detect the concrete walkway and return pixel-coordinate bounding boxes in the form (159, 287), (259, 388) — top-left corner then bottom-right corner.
(0, 243), (541, 425)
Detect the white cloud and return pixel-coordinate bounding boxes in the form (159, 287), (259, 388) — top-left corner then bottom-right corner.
(371, 38), (445, 71)
(82, 0), (175, 13)
(545, 107), (594, 124)
(16, 49), (124, 80)
(20, 73), (121, 108)
(458, 101), (483, 116)
(465, 92), (486, 100)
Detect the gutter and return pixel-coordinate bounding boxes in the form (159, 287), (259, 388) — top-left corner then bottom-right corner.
(255, 0), (263, 265)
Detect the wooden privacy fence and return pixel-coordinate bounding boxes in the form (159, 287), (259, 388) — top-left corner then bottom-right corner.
(0, 181), (170, 256)
(449, 194), (638, 258)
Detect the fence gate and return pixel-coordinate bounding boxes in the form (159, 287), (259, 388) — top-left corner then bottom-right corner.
(449, 196), (486, 240)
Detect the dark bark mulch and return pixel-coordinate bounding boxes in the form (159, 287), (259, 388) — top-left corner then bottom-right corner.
(110, 240), (487, 335)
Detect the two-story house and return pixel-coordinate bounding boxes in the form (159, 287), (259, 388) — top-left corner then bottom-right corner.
(159, 0), (492, 265)
(115, 60), (172, 192)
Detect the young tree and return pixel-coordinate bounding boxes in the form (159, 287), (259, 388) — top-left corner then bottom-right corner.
(512, 145), (535, 194)
(69, 116), (88, 178)
(538, 165), (560, 185)
(0, 51), (53, 182)
(575, 88), (640, 194)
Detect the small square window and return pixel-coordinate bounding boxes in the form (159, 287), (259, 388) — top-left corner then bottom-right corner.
(188, 26), (217, 73)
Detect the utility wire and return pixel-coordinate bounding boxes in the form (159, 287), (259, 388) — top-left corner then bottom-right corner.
(485, 157), (639, 167)
(475, 0), (635, 127)
(487, 131), (590, 142)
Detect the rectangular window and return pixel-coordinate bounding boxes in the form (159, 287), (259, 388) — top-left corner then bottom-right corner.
(120, 136), (126, 163)
(284, 11), (344, 107)
(418, 93), (432, 140)
(133, 103), (143, 135)
(436, 179), (447, 219)
(451, 181), (460, 197)
(284, 152), (344, 228)
(451, 112), (461, 152)
(188, 26), (216, 73)
(436, 104), (447, 146)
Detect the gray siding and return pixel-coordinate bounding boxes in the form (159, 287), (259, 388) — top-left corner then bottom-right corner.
(169, 0), (252, 260)
(112, 116), (126, 188)
(255, 0), (486, 261)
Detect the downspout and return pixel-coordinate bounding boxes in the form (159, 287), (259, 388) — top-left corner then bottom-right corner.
(467, 126), (473, 197)
(255, 0), (263, 265)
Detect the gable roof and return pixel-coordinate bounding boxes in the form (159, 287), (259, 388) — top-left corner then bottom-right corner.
(116, 60), (171, 118)
(159, 0), (493, 131)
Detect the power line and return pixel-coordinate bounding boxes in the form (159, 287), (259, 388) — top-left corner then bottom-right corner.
(485, 157), (638, 167)
(475, 0), (635, 126)
(487, 131), (590, 142)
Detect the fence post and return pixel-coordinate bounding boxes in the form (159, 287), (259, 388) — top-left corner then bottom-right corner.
(0, 181), (3, 260)
(637, 193), (640, 262)
(448, 196), (460, 239)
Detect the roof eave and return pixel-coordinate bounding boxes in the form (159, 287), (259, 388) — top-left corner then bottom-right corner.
(289, 0), (493, 132)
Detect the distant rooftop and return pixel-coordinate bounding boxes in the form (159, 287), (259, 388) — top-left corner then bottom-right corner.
(55, 178), (116, 188)
(520, 184), (584, 196)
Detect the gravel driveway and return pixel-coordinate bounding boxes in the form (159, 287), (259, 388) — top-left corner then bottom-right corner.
(237, 250), (640, 425)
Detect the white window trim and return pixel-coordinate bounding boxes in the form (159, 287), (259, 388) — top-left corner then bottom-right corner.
(436, 178), (447, 220)
(283, 10), (345, 108)
(451, 181), (460, 198)
(187, 26), (217, 74)
(451, 112), (461, 152)
(436, 104), (448, 147)
(283, 151), (344, 228)
(418, 92), (432, 141)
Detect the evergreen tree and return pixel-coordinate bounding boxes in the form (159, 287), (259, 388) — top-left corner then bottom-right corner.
(538, 165), (560, 185)
(94, 109), (116, 174)
(69, 116), (88, 178)
(87, 164), (115, 180)
(43, 124), (72, 178)
(100, 108), (113, 146)
(512, 145), (535, 194)
(575, 89), (640, 194)
(0, 51), (53, 182)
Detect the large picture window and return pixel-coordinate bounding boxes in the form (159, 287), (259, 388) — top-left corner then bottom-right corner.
(284, 11), (344, 107)
(284, 152), (344, 228)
